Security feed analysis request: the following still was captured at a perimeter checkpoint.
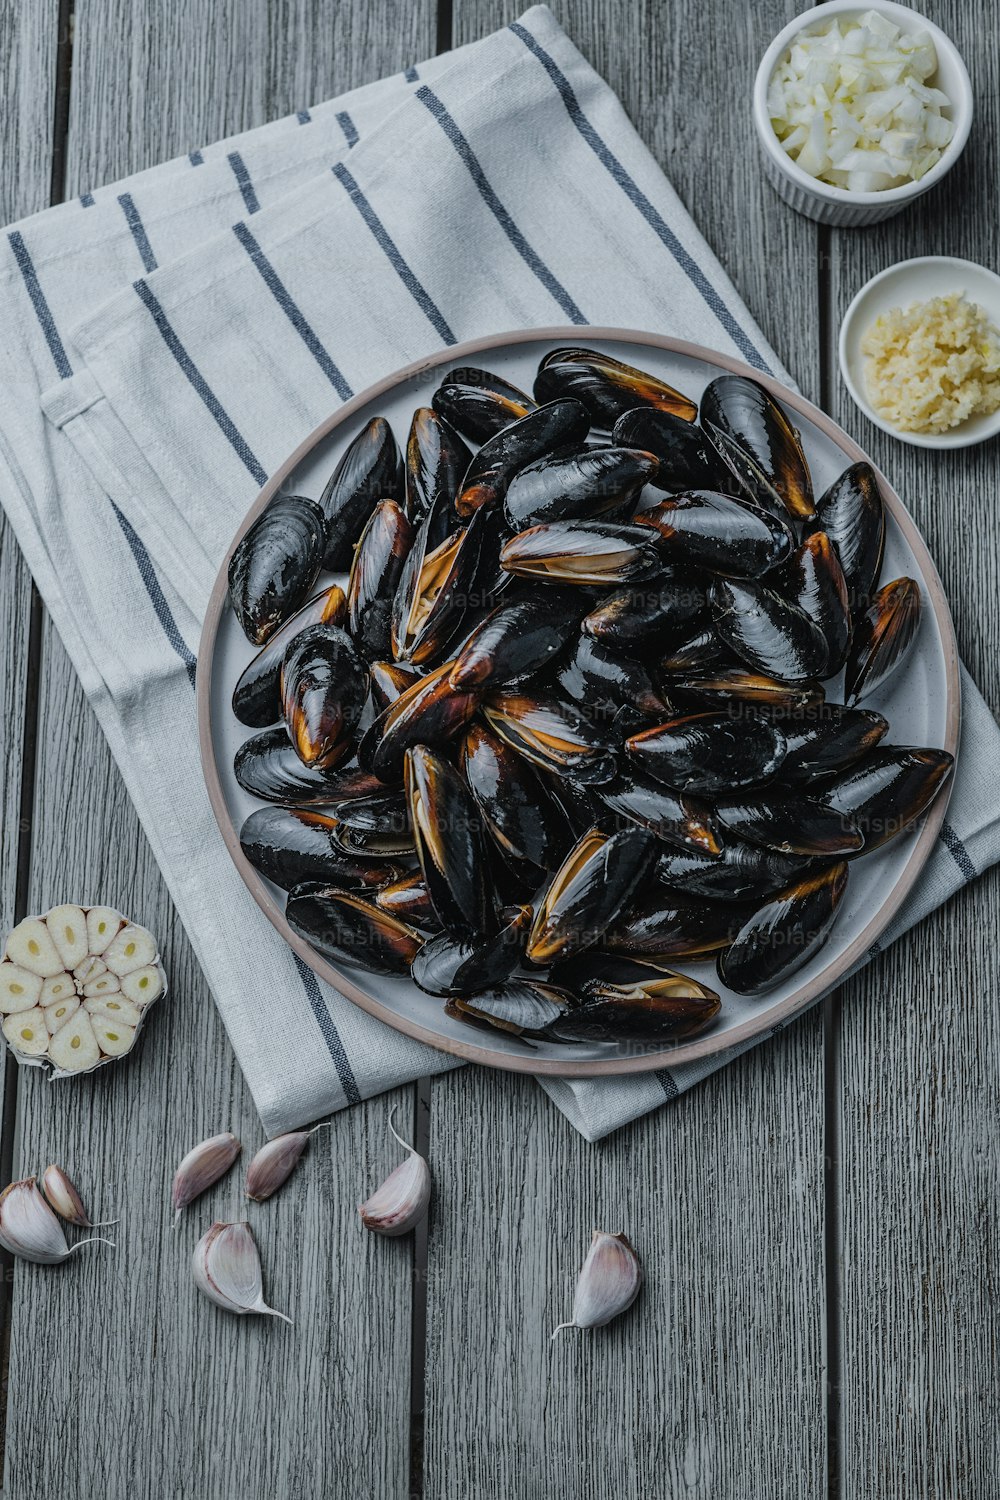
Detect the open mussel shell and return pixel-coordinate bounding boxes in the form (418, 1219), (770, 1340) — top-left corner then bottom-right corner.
(235, 727), (352, 805)
(228, 494), (327, 646)
(719, 863), (849, 995)
(844, 578), (922, 704)
(582, 569), (707, 653)
(392, 504), (504, 666)
(320, 415), (403, 570)
(613, 408), (726, 492)
(232, 584), (347, 728)
(770, 704), (889, 780)
(627, 711), (787, 795)
(534, 346), (697, 427)
(554, 634), (668, 720)
(782, 532), (851, 679)
(411, 906), (530, 998)
(404, 407), (472, 542)
(432, 366), (536, 443)
(818, 747), (954, 854)
(359, 659), (479, 782)
(596, 771), (720, 856)
(603, 890), (747, 960)
(700, 375), (814, 520)
(460, 721), (570, 873)
(448, 591), (582, 692)
(659, 840), (817, 903)
(483, 691), (618, 784)
(346, 500), (415, 661)
(500, 520), (662, 586)
(711, 578), (830, 685)
(544, 973), (721, 1043)
(240, 807), (403, 892)
(503, 446), (659, 527)
(635, 491), (792, 579)
(713, 797), (864, 856)
(375, 872), (443, 933)
(405, 745), (497, 938)
(667, 666), (825, 711)
(369, 660), (423, 714)
(281, 623), (367, 770)
(527, 827), (657, 966)
(457, 398), (590, 516)
(446, 979), (572, 1039)
(810, 461), (885, 620)
(286, 886), (423, 975)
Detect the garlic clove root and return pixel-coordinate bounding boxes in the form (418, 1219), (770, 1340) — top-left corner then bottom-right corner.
(191, 1221), (291, 1323)
(359, 1107), (431, 1237)
(245, 1122), (331, 1202)
(551, 1230), (643, 1338)
(0, 1178), (114, 1264)
(45, 905), (89, 971)
(172, 1133), (242, 1222)
(41, 1164), (117, 1228)
(5, 918), (63, 978)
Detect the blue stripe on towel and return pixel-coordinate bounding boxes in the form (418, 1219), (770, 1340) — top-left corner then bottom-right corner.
(404, 65), (419, 82)
(292, 954), (362, 1103)
(233, 222), (354, 400)
(297, 109), (312, 124)
(80, 193), (95, 208)
(332, 162), (457, 345)
(118, 193), (158, 273)
(228, 151), (261, 214)
(509, 21), (770, 373)
(940, 820), (976, 881)
(336, 110), (359, 148)
(110, 501), (197, 688)
(189, 150), (204, 166)
(416, 85), (588, 326)
(133, 277), (268, 486)
(655, 1068), (680, 1101)
(8, 230), (73, 379)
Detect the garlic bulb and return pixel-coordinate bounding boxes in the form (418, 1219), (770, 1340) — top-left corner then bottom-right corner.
(359, 1108), (431, 1237)
(551, 1231), (642, 1337)
(172, 1133), (242, 1222)
(0, 1178), (114, 1264)
(191, 1221), (291, 1323)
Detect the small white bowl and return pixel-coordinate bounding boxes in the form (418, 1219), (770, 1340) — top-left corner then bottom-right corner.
(753, 1), (973, 227)
(839, 256), (1000, 449)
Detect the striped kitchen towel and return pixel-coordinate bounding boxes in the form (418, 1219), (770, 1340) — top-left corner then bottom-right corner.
(0, 5), (997, 1140)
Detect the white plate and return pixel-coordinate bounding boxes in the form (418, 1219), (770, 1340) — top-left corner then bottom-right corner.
(840, 256), (1000, 449)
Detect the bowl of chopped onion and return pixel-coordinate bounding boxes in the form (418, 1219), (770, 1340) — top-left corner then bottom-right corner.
(753, 1), (972, 226)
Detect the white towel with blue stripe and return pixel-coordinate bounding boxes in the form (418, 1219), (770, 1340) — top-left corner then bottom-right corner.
(0, 5), (997, 1140)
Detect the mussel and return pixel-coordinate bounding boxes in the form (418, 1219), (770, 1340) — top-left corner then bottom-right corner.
(232, 584), (347, 728)
(718, 863), (849, 995)
(229, 493), (327, 646)
(411, 906), (530, 997)
(503, 447), (659, 526)
(658, 840), (816, 902)
(286, 885), (423, 974)
(320, 416), (403, 569)
(405, 745), (497, 937)
(240, 807), (402, 892)
(711, 578), (830, 684)
(359, 659), (479, 781)
(543, 973), (721, 1042)
(596, 771), (720, 855)
(346, 500), (414, 661)
(446, 979), (572, 1039)
(553, 634), (668, 720)
(582, 570), (707, 653)
(369, 660), (422, 713)
(771, 704), (888, 780)
(627, 711), (787, 794)
(844, 578), (921, 704)
(281, 623), (367, 770)
(500, 520), (663, 586)
(818, 747), (954, 853)
(432, 366), (536, 443)
(527, 827), (657, 965)
(459, 721), (569, 874)
(810, 462), (885, 619)
(235, 727), (352, 805)
(483, 691), (618, 784)
(603, 891), (747, 961)
(700, 374), (814, 521)
(659, 624), (731, 674)
(391, 504), (504, 665)
(782, 532), (850, 678)
(666, 666), (825, 711)
(713, 797), (864, 856)
(375, 871), (442, 932)
(328, 791), (413, 857)
(533, 346), (697, 427)
(613, 408), (726, 492)
(456, 398), (590, 516)
(448, 592), (582, 692)
(404, 407), (472, 542)
(634, 492), (792, 578)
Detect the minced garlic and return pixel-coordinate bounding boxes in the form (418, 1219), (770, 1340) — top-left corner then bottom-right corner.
(861, 293), (1000, 434)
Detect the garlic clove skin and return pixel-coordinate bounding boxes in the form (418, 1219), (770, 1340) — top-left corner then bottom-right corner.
(0, 1178), (114, 1263)
(359, 1109), (431, 1237)
(551, 1231), (642, 1338)
(171, 1132), (241, 1220)
(191, 1221), (291, 1323)
(40, 1164), (117, 1228)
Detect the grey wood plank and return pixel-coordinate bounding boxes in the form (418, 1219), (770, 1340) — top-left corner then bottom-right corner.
(423, 5), (827, 1497)
(3, 4), (436, 1497)
(826, 2), (1000, 1492)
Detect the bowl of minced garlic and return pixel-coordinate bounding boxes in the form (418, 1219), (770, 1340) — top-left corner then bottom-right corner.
(840, 257), (1000, 448)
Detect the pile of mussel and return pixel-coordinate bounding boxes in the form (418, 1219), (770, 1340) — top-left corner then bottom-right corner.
(227, 344), (954, 1049)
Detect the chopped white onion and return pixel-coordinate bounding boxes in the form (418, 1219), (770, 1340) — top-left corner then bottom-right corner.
(769, 8), (953, 192)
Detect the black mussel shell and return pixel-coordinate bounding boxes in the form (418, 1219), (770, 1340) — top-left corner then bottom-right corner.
(527, 827), (657, 965)
(554, 634), (668, 720)
(713, 797), (864, 856)
(613, 408), (726, 492)
(658, 840), (817, 902)
(782, 532), (851, 678)
(404, 407), (473, 542)
(543, 973), (720, 1042)
(718, 863), (849, 995)
(582, 570), (707, 653)
(234, 727), (351, 805)
(449, 591), (582, 692)
(432, 366), (536, 443)
(346, 500), (415, 661)
(411, 906), (530, 997)
(604, 891), (747, 961)
(375, 871), (443, 933)
(483, 691), (618, 785)
(844, 578), (922, 704)
(447, 979), (572, 1039)
(281, 623), (367, 770)
(320, 416), (403, 570)
(313, 764), (392, 803)
(819, 747), (954, 854)
(811, 462), (885, 620)
(771, 704), (888, 780)
(369, 660), (423, 714)
(286, 885), (423, 975)
(627, 710), (787, 794)
(504, 446), (659, 527)
(660, 623), (731, 674)
(359, 659), (479, 781)
(500, 520), (662, 586)
(540, 772), (606, 841)
(457, 398), (590, 516)
(668, 666), (825, 711)
(239, 807), (403, 892)
(229, 494), (327, 646)
(460, 721), (570, 872)
(405, 744), (497, 938)
(700, 375), (814, 520)
(534, 347), (697, 428)
(711, 578), (830, 684)
(634, 491), (792, 579)
(596, 771), (720, 855)
(392, 504), (505, 666)
(232, 584), (347, 727)
(330, 789), (411, 838)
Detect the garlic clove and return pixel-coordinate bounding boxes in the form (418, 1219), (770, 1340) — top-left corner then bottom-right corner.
(359, 1108), (431, 1237)
(3, 1008), (51, 1056)
(84, 994), (141, 1027)
(191, 1220), (291, 1323)
(48, 1011), (101, 1072)
(121, 965), (163, 1008)
(82, 973), (121, 999)
(551, 1231), (642, 1338)
(89, 1018), (135, 1057)
(40, 973), (74, 1007)
(0, 1178), (114, 1264)
(245, 1123), (330, 1202)
(172, 1132), (242, 1220)
(74, 955), (107, 984)
(85, 907), (124, 957)
(41, 1163), (117, 1228)
(44, 997), (81, 1035)
(103, 924), (156, 977)
(0, 962), (44, 1014)
(5, 918), (63, 978)
(44, 904), (89, 970)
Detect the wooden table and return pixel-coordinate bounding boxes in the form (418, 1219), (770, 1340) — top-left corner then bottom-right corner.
(1, 2), (997, 1495)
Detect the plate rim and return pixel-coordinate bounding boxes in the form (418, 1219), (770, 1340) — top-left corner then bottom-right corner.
(197, 325), (961, 1078)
